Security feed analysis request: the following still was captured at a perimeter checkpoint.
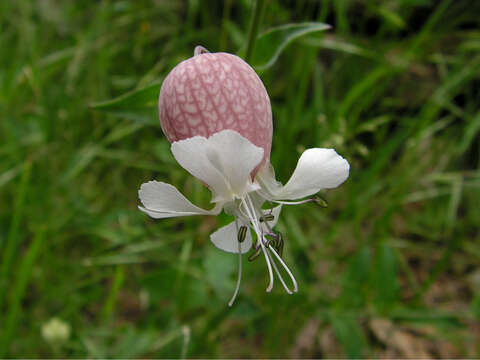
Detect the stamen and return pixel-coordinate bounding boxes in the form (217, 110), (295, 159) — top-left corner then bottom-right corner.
(237, 225), (248, 243)
(260, 216), (274, 235)
(248, 246), (262, 262)
(264, 232), (285, 258)
(269, 246), (298, 293)
(277, 232), (284, 258)
(272, 198), (315, 205)
(228, 219), (243, 307)
(272, 195), (328, 208)
(259, 214), (275, 222)
(265, 236), (277, 249)
(313, 195), (328, 208)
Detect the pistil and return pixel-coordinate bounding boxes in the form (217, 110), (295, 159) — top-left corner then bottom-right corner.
(240, 193), (299, 295)
(241, 195), (275, 292)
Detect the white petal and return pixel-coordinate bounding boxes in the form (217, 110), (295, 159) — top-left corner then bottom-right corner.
(210, 220), (252, 254)
(258, 148), (349, 200)
(138, 180), (221, 219)
(171, 130), (263, 202)
(206, 130), (263, 195)
(170, 137), (228, 200)
(255, 164), (282, 200)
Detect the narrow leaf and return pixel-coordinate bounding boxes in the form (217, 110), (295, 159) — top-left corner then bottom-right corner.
(90, 82), (161, 124)
(245, 22), (331, 71)
(330, 314), (366, 359)
(374, 242), (399, 309)
(0, 229), (45, 357)
(339, 246), (371, 308)
(0, 161), (31, 311)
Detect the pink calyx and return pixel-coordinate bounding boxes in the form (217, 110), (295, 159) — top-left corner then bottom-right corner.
(158, 47), (273, 176)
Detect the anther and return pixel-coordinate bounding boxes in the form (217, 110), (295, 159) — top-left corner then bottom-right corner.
(265, 239), (275, 248)
(277, 232), (284, 258)
(313, 194), (328, 208)
(264, 234), (278, 249)
(259, 214), (275, 222)
(237, 225), (248, 243)
(248, 246), (262, 262)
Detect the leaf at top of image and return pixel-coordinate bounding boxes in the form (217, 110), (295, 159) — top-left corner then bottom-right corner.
(90, 82), (161, 124)
(240, 22), (331, 71)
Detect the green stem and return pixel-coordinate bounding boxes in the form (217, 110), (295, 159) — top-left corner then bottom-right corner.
(0, 229), (45, 357)
(219, 0), (233, 51)
(0, 161), (31, 311)
(245, 0), (267, 63)
(102, 265), (125, 321)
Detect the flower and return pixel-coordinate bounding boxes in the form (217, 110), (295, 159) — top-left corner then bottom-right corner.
(41, 318), (71, 345)
(139, 47), (350, 306)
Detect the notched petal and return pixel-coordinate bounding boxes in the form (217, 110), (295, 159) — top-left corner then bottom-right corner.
(171, 130), (264, 202)
(255, 163), (283, 199)
(258, 148), (349, 200)
(207, 130), (264, 194)
(170, 136), (230, 199)
(138, 180), (221, 218)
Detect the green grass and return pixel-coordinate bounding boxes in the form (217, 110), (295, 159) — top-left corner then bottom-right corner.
(1, 0), (479, 358)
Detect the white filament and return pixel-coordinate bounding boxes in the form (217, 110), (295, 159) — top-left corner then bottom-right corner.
(228, 219), (243, 307)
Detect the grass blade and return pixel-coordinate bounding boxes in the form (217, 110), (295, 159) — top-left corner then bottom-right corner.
(0, 161), (32, 311)
(90, 82), (161, 124)
(0, 229), (45, 357)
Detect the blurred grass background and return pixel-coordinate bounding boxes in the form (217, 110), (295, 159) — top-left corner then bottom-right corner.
(1, 0), (480, 358)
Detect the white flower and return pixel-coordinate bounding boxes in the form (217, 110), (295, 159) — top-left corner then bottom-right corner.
(41, 317), (71, 345)
(138, 129), (349, 306)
